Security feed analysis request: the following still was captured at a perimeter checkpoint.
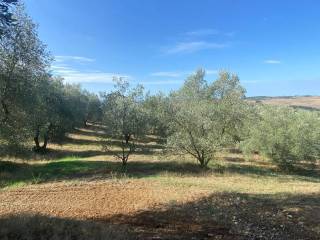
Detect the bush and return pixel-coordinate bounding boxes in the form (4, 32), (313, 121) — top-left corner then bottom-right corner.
(241, 106), (320, 169)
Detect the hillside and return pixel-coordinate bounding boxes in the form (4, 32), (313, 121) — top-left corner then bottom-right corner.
(248, 96), (320, 110)
(1, 124), (319, 239)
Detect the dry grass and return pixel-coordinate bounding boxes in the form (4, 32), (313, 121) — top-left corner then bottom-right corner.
(0, 124), (319, 239)
(250, 96), (320, 109)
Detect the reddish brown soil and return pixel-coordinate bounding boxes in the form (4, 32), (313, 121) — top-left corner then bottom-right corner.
(1, 179), (319, 239)
(0, 181), (172, 219)
(0, 180), (236, 239)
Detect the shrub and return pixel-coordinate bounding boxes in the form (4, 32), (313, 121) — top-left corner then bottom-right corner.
(241, 105), (320, 169)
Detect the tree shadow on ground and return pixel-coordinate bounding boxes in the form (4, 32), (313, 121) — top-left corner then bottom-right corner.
(42, 146), (160, 160)
(1, 158), (319, 189)
(0, 160), (205, 188)
(223, 163), (320, 181)
(0, 191), (318, 239)
(0, 125), (108, 160)
(224, 156), (246, 162)
(0, 190), (320, 240)
(43, 148), (113, 159)
(220, 154), (320, 182)
(100, 192), (320, 240)
(0, 213), (132, 240)
(0, 139), (164, 162)
(61, 136), (165, 150)
(104, 139), (165, 150)
(62, 136), (107, 146)
(0, 145), (34, 160)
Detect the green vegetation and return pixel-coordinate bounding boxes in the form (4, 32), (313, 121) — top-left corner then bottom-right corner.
(0, 4), (320, 240)
(0, 157), (100, 188)
(241, 105), (320, 168)
(0, 6), (102, 153)
(0, 0), (18, 36)
(167, 70), (249, 167)
(1, 5), (319, 171)
(0, 125), (319, 239)
(101, 78), (147, 166)
(1, 146), (319, 190)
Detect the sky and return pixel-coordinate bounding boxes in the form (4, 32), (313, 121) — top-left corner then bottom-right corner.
(24, 0), (320, 96)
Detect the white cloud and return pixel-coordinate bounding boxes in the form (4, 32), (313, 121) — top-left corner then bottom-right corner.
(51, 65), (78, 74)
(206, 69), (218, 75)
(151, 69), (218, 78)
(54, 55), (95, 63)
(52, 55), (130, 84)
(264, 59), (281, 64)
(164, 41), (228, 54)
(140, 80), (183, 85)
(186, 29), (219, 36)
(62, 72), (129, 84)
(51, 65), (130, 84)
(150, 71), (185, 78)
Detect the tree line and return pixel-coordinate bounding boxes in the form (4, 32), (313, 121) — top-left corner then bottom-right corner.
(1, 4), (319, 170)
(104, 70), (320, 169)
(0, 5), (102, 153)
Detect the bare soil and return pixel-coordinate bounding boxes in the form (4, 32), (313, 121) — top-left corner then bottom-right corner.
(1, 124), (319, 239)
(0, 180), (189, 218)
(1, 179), (319, 239)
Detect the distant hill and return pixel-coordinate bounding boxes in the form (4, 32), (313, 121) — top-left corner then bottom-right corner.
(247, 96), (320, 110)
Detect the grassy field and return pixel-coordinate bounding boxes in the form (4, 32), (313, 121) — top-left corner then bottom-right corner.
(0, 124), (319, 239)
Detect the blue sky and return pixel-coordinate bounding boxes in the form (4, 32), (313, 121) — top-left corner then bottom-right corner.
(24, 0), (320, 96)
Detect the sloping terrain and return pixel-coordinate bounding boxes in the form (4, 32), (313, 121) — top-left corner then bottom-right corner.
(0, 125), (319, 239)
(248, 96), (320, 110)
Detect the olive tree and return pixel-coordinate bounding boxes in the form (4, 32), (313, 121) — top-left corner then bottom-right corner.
(102, 78), (147, 166)
(0, 6), (89, 153)
(63, 84), (90, 128)
(167, 69), (248, 167)
(31, 75), (59, 152)
(0, 4), (100, 155)
(210, 71), (249, 143)
(0, 0), (18, 36)
(31, 77), (76, 152)
(84, 92), (102, 126)
(143, 92), (170, 137)
(0, 5), (51, 150)
(240, 105), (320, 169)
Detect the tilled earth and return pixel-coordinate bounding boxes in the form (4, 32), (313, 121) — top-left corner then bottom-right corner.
(0, 180), (230, 239)
(0, 180), (176, 219)
(1, 179), (319, 240)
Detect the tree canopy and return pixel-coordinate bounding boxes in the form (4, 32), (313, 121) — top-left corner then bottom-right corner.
(167, 69), (249, 167)
(0, 0), (18, 36)
(0, 4), (319, 173)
